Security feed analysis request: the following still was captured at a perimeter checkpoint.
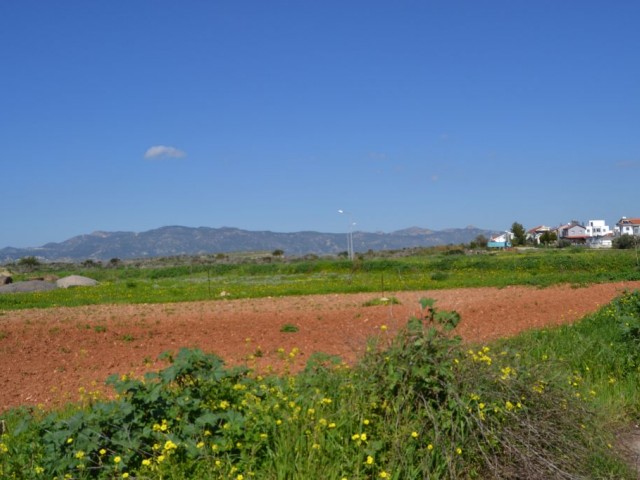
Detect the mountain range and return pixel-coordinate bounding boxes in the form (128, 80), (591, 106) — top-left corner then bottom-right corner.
(0, 225), (497, 263)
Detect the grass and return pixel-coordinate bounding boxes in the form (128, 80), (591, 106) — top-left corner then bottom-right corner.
(362, 296), (401, 307)
(1, 249), (639, 311)
(2, 292), (640, 478)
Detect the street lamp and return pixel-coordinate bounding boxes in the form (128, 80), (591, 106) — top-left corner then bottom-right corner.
(338, 209), (354, 261)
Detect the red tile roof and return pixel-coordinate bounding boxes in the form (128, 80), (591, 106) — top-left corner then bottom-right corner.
(619, 218), (640, 225)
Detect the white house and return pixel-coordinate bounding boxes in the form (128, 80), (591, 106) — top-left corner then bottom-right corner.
(616, 217), (640, 236)
(585, 220), (612, 237)
(584, 219), (613, 249)
(488, 232), (512, 248)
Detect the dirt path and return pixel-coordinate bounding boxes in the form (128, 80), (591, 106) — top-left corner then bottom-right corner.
(2, 281), (640, 412)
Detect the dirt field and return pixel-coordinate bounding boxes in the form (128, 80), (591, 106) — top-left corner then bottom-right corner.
(2, 281), (640, 412)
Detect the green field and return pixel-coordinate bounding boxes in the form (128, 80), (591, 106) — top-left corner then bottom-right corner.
(2, 248), (640, 478)
(2, 248), (640, 311)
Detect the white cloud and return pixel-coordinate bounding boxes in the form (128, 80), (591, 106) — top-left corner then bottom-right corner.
(144, 145), (187, 160)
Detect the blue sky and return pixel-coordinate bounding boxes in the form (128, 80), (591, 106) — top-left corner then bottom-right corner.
(2, 1), (639, 248)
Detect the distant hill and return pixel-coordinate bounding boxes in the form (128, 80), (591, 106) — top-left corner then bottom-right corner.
(0, 225), (497, 262)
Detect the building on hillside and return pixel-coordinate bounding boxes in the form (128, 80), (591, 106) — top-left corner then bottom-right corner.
(615, 217), (640, 236)
(488, 232), (512, 248)
(526, 225), (551, 245)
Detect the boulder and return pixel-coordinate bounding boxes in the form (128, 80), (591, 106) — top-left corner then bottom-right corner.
(56, 275), (99, 289)
(0, 275), (12, 285)
(0, 280), (58, 294)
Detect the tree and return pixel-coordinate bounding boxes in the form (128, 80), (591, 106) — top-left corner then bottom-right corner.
(272, 249), (284, 257)
(469, 234), (488, 249)
(510, 222), (526, 246)
(17, 256), (40, 271)
(474, 234), (488, 248)
(613, 234), (638, 249)
(539, 231), (557, 246)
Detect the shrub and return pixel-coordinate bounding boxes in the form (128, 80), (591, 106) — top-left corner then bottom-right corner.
(614, 234), (638, 250)
(17, 256), (40, 272)
(430, 271), (449, 281)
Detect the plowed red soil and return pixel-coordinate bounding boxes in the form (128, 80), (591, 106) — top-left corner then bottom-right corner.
(2, 281), (640, 412)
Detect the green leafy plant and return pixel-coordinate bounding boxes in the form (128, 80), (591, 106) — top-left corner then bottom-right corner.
(280, 323), (299, 333)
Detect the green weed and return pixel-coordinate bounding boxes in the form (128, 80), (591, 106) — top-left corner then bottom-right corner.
(280, 323), (299, 333)
(362, 296), (400, 307)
